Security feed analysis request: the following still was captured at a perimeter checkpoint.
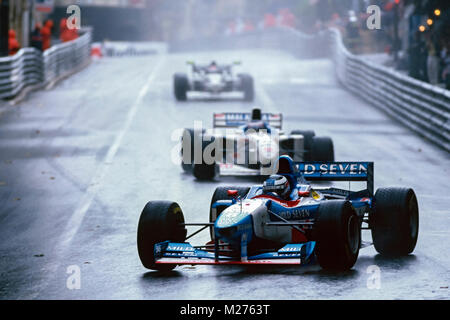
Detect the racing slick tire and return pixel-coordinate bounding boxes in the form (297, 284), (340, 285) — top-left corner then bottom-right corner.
(291, 130), (315, 161)
(239, 74), (254, 102)
(370, 188), (419, 256)
(315, 200), (361, 271)
(310, 136), (335, 162)
(209, 186), (250, 240)
(174, 73), (189, 101)
(193, 139), (217, 180)
(181, 128), (205, 173)
(137, 201), (187, 271)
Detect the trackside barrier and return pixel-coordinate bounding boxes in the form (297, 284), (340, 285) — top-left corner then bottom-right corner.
(0, 28), (92, 100)
(170, 28), (449, 153)
(328, 28), (450, 153)
(0, 48), (43, 99)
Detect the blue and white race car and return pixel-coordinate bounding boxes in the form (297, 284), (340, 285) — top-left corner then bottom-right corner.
(137, 156), (419, 271)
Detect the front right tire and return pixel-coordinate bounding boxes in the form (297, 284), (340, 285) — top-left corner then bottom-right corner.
(370, 188), (419, 255)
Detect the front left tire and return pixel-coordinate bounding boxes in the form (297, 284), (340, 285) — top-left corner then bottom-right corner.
(314, 200), (361, 271)
(137, 201), (187, 271)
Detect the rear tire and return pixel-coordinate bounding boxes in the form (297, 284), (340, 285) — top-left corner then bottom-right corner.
(315, 200), (360, 271)
(291, 130), (315, 161)
(174, 73), (189, 101)
(193, 138), (217, 180)
(310, 136), (334, 162)
(370, 188), (419, 255)
(180, 128), (204, 173)
(209, 186), (250, 240)
(137, 201), (187, 271)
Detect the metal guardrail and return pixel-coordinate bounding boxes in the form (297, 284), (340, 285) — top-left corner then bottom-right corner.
(328, 28), (450, 153)
(0, 28), (92, 100)
(0, 48), (43, 99)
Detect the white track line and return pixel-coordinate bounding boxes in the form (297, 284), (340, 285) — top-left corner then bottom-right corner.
(59, 56), (165, 250)
(25, 55), (166, 299)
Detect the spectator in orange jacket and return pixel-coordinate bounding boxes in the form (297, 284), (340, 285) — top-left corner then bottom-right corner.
(41, 20), (53, 50)
(8, 29), (20, 56)
(59, 18), (67, 41)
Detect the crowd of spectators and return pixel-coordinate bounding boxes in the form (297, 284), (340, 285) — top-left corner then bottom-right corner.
(408, 28), (450, 89)
(8, 18), (79, 56)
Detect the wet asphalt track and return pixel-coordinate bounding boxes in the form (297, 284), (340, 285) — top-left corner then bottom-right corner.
(0, 49), (449, 300)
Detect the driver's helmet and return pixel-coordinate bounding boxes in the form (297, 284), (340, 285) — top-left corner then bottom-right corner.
(251, 108), (262, 121)
(263, 174), (291, 199)
(208, 61), (218, 71)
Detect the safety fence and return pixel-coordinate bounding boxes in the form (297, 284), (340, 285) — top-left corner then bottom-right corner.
(0, 28), (92, 100)
(170, 28), (449, 152)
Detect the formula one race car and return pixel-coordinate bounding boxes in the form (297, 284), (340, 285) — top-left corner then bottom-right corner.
(180, 108), (334, 180)
(137, 156), (419, 271)
(173, 61), (254, 101)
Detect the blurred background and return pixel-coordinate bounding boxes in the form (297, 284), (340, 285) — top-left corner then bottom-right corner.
(1, 0), (450, 86)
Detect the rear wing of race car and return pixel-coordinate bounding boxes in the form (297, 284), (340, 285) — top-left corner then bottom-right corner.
(296, 162), (374, 196)
(213, 112), (283, 129)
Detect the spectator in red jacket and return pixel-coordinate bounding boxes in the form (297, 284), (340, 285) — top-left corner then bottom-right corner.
(264, 13), (277, 29)
(8, 29), (20, 56)
(60, 18), (79, 42)
(41, 20), (54, 50)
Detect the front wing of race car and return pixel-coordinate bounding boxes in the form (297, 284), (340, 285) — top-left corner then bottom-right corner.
(153, 241), (316, 266)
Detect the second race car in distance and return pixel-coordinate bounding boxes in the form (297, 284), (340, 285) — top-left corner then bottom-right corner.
(173, 60), (254, 102)
(180, 108), (335, 180)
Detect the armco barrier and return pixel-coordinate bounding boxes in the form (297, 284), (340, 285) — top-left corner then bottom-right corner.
(0, 48), (43, 99)
(0, 28), (92, 100)
(328, 28), (450, 153)
(170, 28), (449, 153)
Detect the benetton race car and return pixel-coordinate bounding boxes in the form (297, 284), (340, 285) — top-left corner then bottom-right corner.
(173, 61), (254, 101)
(180, 108), (335, 180)
(137, 156), (419, 271)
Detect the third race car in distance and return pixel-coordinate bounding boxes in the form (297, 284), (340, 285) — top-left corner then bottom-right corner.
(173, 60), (254, 102)
(180, 108), (335, 180)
